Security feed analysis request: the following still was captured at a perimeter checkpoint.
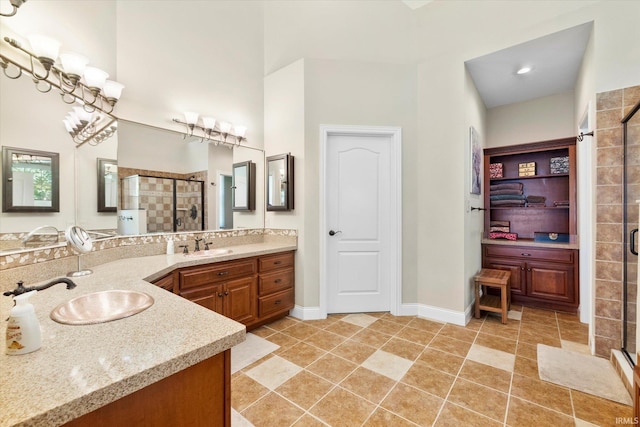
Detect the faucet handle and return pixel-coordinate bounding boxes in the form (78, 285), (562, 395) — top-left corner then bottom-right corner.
(3, 281), (26, 297)
(179, 244), (189, 254)
(204, 241), (212, 250)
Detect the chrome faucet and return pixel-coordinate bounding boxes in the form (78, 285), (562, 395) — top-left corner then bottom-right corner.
(3, 278), (77, 297)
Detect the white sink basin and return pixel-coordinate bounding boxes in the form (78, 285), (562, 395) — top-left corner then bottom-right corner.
(186, 248), (233, 257)
(50, 290), (154, 325)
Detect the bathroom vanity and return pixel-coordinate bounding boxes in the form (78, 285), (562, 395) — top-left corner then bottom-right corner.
(0, 240), (296, 427)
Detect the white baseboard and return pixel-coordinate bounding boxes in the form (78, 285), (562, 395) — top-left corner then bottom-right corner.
(290, 303), (469, 326)
(290, 305), (323, 320)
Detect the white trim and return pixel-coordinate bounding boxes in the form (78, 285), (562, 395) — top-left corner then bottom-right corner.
(289, 305), (322, 321)
(319, 124), (403, 318)
(417, 303), (468, 327)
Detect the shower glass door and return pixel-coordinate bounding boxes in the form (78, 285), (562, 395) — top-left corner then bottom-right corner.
(623, 99), (640, 365)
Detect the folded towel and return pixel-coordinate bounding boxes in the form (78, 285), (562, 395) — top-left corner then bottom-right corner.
(490, 189), (524, 196)
(490, 226), (510, 232)
(490, 194), (526, 201)
(490, 183), (523, 191)
(491, 199), (526, 207)
(526, 195), (546, 203)
(490, 220), (510, 227)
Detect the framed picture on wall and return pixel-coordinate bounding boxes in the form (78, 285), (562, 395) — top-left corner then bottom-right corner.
(470, 126), (481, 195)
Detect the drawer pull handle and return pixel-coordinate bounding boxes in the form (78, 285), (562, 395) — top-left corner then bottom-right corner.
(527, 268), (531, 272)
(521, 253), (531, 256)
(274, 261), (282, 265)
(274, 279), (282, 284)
(520, 267), (525, 271)
(217, 271), (229, 276)
(218, 293), (224, 297)
(224, 291), (229, 296)
(275, 300), (282, 305)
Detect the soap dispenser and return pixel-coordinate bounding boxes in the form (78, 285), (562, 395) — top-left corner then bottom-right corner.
(166, 238), (174, 255)
(5, 290), (41, 355)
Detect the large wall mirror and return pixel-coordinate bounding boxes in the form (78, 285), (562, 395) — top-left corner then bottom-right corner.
(2, 146), (60, 213)
(266, 153), (294, 211)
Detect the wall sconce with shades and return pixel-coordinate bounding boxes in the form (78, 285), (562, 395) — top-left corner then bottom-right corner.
(0, 0), (26, 17)
(172, 112), (246, 148)
(0, 34), (124, 115)
(63, 107), (117, 146)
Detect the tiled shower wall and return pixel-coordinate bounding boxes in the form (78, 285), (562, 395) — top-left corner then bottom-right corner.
(119, 167), (208, 233)
(594, 85), (640, 358)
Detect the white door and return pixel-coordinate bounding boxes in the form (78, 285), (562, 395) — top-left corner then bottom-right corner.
(325, 130), (399, 314)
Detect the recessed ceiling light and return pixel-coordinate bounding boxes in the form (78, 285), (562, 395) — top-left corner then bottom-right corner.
(516, 66), (532, 75)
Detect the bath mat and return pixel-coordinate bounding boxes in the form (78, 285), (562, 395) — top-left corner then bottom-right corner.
(537, 344), (632, 406)
(231, 333), (279, 373)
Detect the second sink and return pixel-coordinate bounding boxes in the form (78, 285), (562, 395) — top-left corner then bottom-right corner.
(186, 248), (233, 257)
(50, 290), (154, 325)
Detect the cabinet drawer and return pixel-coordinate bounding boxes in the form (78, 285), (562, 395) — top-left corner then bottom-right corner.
(259, 252), (294, 273)
(179, 259), (257, 290)
(258, 289), (294, 317)
(483, 245), (574, 263)
(259, 269), (294, 295)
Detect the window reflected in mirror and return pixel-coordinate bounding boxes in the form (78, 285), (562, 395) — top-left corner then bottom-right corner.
(266, 153), (294, 211)
(97, 158), (117, 212)
(2, 146), (60, 212)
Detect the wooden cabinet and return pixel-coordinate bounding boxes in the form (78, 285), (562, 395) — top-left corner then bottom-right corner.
(482, 137), (579, 312)
(483, 244), (579, 312)
(178, 258), (258, 324)
(483, 137), (577, 239)
(64, 350), (231, 427)
(153, 251), (295, 330)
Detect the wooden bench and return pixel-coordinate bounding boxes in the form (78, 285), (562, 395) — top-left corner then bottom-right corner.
(474, 268), (511, 324)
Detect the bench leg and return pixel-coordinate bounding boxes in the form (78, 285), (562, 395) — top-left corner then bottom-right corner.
(474, 282), (480, 319)
(501, 286), (508, 324)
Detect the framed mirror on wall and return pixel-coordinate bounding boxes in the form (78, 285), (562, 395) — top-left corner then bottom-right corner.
(97, 158), (117, 212)
(232, 161), (256, 211)
(2, 146), (60, 213)
(266, 153), (294, 211)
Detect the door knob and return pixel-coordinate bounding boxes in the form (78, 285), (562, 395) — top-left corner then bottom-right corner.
(329, 230), (342, 236)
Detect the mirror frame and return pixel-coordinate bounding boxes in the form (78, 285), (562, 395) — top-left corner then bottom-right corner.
(97, 158), (117, 213)
(232, 161), (256, 211)
(266, 153), (294, 211)
(2, 146), (60, 213)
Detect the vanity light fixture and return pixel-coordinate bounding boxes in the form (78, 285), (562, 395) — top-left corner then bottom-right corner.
(0, 0), (26, 17)
(172, 112), (247, 148)
(63, 107), (117, 147)
(0, 33), (125, 115)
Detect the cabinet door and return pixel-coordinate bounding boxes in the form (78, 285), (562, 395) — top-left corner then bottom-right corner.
(180, 284), (225, 314)
(224, 276), (257, 324)
(526, 261), (575, 304)
(483, 257), (524, 296)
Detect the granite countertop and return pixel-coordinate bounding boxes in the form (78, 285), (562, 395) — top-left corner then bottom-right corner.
(0, 241), (296, 427)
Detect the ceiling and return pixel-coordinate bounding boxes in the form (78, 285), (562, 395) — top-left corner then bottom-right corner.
(465, 22), (593, 109)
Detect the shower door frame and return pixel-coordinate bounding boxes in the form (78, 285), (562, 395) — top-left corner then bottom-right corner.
(622, 99), (640, 366)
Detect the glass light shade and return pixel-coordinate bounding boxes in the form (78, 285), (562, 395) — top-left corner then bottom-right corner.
(73, 106), (92, 123)
(202, 117), (216, 130)
(59, 53), (89, 77)
(234, 125), (246, 138)
(27, 34), (61, 61)
(62, 119), (75, 132)
(184, 111), (199, 125)
(219, 121), (232, 133)
(103, 80), (125, 99)
(66, 112), (81, 126)
(83, 67), (109, 89)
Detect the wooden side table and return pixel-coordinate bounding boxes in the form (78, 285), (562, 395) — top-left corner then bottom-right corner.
(474, 268), (511, 324)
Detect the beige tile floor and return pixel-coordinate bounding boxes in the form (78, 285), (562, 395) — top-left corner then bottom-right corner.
(231, 306), (633, 427)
